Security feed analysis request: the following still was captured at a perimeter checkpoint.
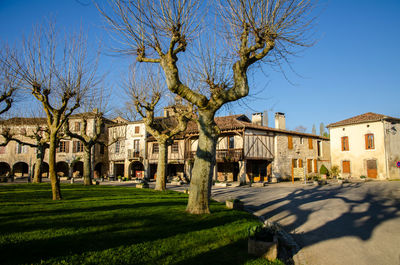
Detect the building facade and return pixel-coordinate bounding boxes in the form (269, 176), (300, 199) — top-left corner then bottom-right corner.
(328, 112), (400, 180)
(0, 112), (112, 179)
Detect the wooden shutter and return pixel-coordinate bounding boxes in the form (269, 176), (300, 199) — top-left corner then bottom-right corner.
(299, 159), (303, 168)
(135, 126), (140, 134)
(73, 141), (77, 153)
(307, 159), (312, 173)
(288, 136), (293, 149)
(65, 142), (69, 153)
(314, 159), (317, 173)
(308, 138), (313, 149)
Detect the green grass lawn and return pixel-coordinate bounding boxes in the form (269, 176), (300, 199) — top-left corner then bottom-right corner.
(0, 184), (283, 265)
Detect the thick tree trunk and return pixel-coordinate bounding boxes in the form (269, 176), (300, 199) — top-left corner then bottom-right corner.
(32, 146), (45, 183)
(186, 111), (218, 214)
(83, 145), (92, 185)
(155, 140), (168, 191)
(49, 133), (62, 200)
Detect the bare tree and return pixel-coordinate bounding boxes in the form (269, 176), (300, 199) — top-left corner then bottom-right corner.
(127, 69), (192, 191)
(294, 125), (307, 133)
(64, 82), (110, 186)
(0, 119), (50, 183)
(0, 51), (20, 115)
(3, 22), (99, 200)
(99, 0), (316, 213)
(64, 111), (106, 185)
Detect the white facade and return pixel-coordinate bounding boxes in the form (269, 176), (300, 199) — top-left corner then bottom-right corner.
(329, 119), (400, 179)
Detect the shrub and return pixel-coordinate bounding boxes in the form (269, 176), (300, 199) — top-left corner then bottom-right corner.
(320, 164), (329, 175)
(330, 165), (340, 178)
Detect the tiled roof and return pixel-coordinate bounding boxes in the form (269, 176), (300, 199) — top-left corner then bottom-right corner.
(326, 112), (400, 128)
(185, 114), (250, 133)
(186, 114), (327, 139)
(0, 117), (47, 125)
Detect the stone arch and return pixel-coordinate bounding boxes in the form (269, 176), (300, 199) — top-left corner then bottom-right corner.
(32, 162), (50, 178)
(129, 161), (144, 179)
(56, 161), (69, 178)
(0, 162), (11, 176)
(72, 161), (84, 178)
(13, 162), (29, 177)
(94, 162), (104, 179)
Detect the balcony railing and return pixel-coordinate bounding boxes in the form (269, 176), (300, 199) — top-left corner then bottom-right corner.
(187, 149), (243, 162)
(128, 149), (143, 160)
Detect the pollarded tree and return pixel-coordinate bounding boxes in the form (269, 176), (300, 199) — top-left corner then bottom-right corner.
(0, 120), (50, 183)
(99, 0), (316, 213)
(127, 69), (192, 191)
(0, 51), (20, 115)
(64, 110), (106, 185)
(3, 22), (99, 200)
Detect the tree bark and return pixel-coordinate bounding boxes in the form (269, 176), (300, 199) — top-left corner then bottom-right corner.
(48, 133), (62, 200)
(186, 111), (218, 214)
(32, 146), (45, 183)
(155, 140), (168, 191)
(83, 145), (92, 185)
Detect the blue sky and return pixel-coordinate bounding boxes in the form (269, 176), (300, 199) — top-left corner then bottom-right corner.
(1, 0), (399, 133)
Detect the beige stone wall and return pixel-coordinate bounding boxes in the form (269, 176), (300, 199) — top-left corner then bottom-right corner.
(272, 134), (323, 180)
(330, 121), (386, 179)
(384, 120), (400, 179)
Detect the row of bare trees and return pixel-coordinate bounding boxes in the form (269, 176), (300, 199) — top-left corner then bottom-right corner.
(0, 0), (316, 215)
(98, 0), (316, 214)
(0, 22), (106, 199)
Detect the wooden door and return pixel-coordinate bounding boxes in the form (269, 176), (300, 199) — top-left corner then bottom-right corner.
(367, 160), (377, 178)
(342, 161), (350, 174)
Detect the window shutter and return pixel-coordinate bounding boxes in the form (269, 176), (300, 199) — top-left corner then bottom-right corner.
(314, 159), (317, 173)
(308, 138), (313, 149)
(299, 159), (303, 168)
(341, 137), (344, 151)
(288, 136), (293, 149)
(65, 142), (70, 153)
(365, 134), (368, 149)
(73, 141), (77, 153)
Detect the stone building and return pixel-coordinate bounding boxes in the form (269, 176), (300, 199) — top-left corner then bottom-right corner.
(327, 112), (400, 179)
(108, 121), (147, 179)
(0, 111), (112, 179)
(185, 112), (330, 183)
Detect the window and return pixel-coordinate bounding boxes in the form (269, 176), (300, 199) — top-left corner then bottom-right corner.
(135, 126), (140, 134)
(16, 143), (27, 154)
(308, 138), (313, 149)
(100, 123), (105, 134)
(342, 161), (351, 174)
(317, 141), (321, 156)
(57, 141), (69, 153)
(341, 136), (349, 151)
(133, 140), (140, 152)
(100, 144), (105, 155)
(365, 134), (374, 149)
(307, 159), (312, 173)
(73, 141), (84, 153)
(228, 136), (235, 149)
(172, 142), (179, 153)
(115, 141), (120, 153)
(288, 136), (293, 149)
(292, 159), (298, 168)
(300, 137), (304, 144)
(153, 143), (159, 154)
(0, 146), (5, 154)
(74, 122), (81, 132)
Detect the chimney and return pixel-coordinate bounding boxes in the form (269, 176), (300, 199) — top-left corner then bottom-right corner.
(252, 112), (263, 126)
(275, 112), (286, 130)
(263, 110), (268, 127)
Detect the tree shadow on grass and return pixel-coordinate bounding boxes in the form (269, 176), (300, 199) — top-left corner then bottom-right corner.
(0, 191), (257, 265)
